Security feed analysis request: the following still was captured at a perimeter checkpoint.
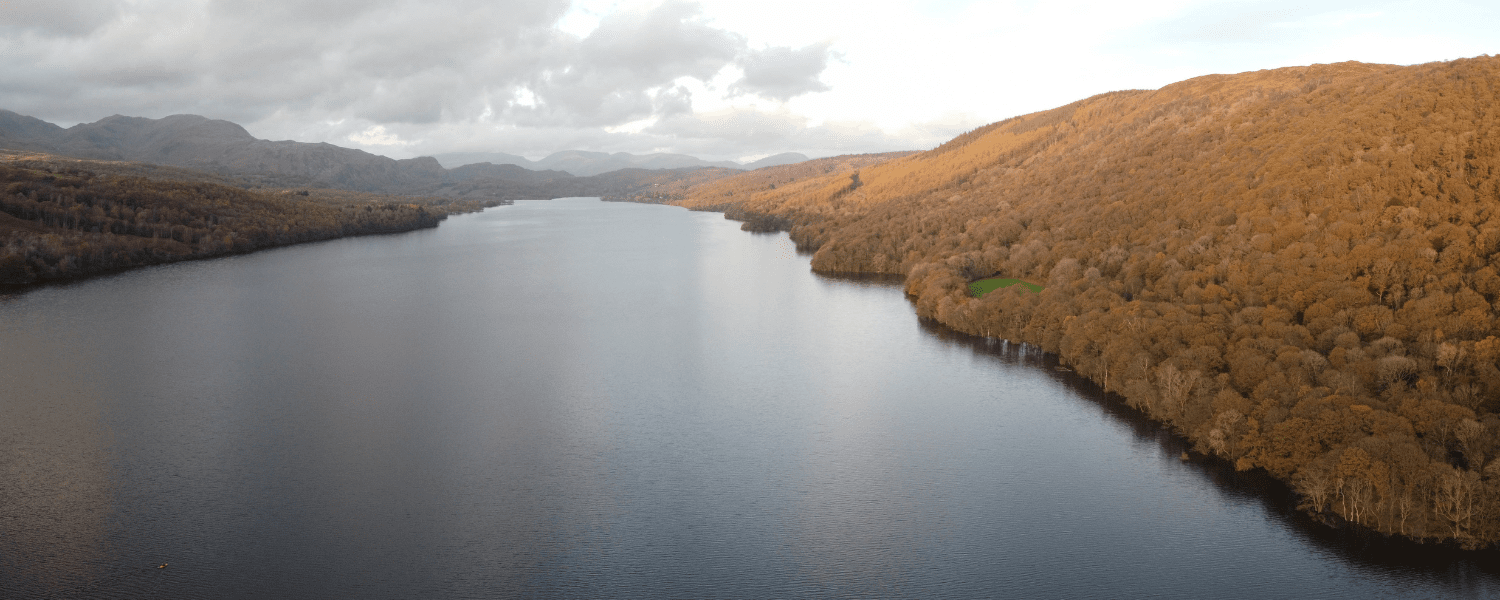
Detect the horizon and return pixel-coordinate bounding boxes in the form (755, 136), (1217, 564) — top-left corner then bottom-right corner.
(3, 0), (1496, 162)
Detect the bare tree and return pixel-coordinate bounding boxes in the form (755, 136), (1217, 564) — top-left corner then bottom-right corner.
(1434, 466), (1480, 541)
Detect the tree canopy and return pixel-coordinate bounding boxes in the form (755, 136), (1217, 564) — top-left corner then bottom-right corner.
(630, 56), (1500, 549)
(0, 152), (501, 285)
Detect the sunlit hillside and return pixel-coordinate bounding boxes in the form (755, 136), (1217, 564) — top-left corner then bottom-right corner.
(636, 56), (1500, 548)
(630, 152), (916, 209)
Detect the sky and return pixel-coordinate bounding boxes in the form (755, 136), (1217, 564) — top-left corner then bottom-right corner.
(1, 0), (1496, 163)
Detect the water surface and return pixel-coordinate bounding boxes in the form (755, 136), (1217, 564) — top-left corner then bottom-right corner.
(2, 197), (1497, 598)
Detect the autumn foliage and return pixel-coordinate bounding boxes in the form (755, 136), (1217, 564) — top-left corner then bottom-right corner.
(633, 56), (1500, 548)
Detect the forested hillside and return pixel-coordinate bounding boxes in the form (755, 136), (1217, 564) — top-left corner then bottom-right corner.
(0, 151), (500, 285)
(633, 56), (1500, 548)
(629, 151), (917, 230)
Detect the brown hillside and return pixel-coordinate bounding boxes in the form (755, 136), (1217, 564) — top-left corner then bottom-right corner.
(631, 151), (917, 209)
(639, 56), (1500, 548)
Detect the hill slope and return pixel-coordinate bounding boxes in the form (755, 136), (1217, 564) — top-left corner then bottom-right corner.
(0, 112), (454, 193)
(0, 151), (501, 285)
(637, 56), (1500, 548)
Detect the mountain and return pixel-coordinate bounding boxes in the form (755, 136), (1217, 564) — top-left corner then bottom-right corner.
(0, 111), (757, 199)
(432, 149), (811, 176)
(426, 151), (534, 171)
(538, 150), (742, 176)
(742, 152), (810, 170)
(445, 162), (572, 184)
(631, 56), (1500, 549)
(0, 111), (450, 193)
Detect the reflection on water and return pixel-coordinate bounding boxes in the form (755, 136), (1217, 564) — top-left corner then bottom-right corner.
(916, 317), (1500, 589)
(0, 322), (115, 593)
(2, 198), (1498, 598)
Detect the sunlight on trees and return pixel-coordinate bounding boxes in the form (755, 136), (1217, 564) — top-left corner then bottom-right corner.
(633, 55), (1500, 548)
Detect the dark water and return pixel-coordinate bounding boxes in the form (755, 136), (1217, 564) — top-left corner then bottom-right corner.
(2, 197), (1498, 599)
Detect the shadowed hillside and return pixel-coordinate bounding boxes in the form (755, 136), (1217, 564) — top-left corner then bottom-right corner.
(0, 151), (502, 285)
(0, 112), (453, 193)
(631, 56), (1500, 548)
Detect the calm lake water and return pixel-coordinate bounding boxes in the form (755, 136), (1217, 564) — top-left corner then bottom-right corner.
(3, 197), (1499, 598)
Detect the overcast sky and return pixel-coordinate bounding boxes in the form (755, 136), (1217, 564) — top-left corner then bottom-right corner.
(2, 0), (1496, 162)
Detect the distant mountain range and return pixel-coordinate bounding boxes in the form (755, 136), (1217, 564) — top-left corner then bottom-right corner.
(0, 110), (809, 195)
(433, 150), (810, 177)
(0, 110), (452, 193)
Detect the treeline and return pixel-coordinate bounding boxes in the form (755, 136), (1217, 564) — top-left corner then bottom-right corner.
(636, 56), (1500, 548)
(0, 154), (502, 285)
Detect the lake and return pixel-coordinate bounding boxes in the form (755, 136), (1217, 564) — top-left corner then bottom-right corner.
(3, 197), (1498, 598)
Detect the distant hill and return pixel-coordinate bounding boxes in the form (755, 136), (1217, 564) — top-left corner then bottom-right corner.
(742, 152), (810, 170)
(427, 151), (535, 171)
(0, 111), (448, 193)
(0, 111), (759, 199)
(433, 149), (810, 176)
(0, 149), (501, 285)
(630, 151), (916, 214)
(631, 56), (1500, 549)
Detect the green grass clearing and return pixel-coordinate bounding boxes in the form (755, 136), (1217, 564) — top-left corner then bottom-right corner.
(969, 277), (1044, 297)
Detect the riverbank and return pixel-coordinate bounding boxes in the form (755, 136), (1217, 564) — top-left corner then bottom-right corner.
(1, 153), (505, 286)
(619, 57), (1500, 550)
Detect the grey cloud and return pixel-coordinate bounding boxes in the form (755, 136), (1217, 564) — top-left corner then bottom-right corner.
(647, 108), (809, 147)
(0, 0), (121, 37)
(0, 0), (573, 126)
(506, 4), (836, 126)
(577, 0), (741, 81)
(635, 108), (919, 159)
(371, 105), (921, 164)
(351, 73), (460, 124)
(0, 0), (851, 159)
(520, 0), (743, 127)
(207, 0), (401, 28)
(652, 85), (695, 118)
(732, 43), (836, 102)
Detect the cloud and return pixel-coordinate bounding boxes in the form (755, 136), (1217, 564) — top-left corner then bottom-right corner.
(648, 107), (811, 147)
(0, 0), (838, 149)
(0, 0), (559, 126)
(348, 124), (409, 146)
(0, 0), (121, 37)
(636, 107), (929, 158)
(731, 42), (836, 101)
(514, 0), (835, 126)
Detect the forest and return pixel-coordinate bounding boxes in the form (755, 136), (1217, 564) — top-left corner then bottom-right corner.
(627, 56), (1500, 549)
(0, 151), (501, 285)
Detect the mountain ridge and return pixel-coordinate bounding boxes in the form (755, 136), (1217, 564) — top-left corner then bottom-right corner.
(0, 110), (451, 193)
(0, 111), (810, 195)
